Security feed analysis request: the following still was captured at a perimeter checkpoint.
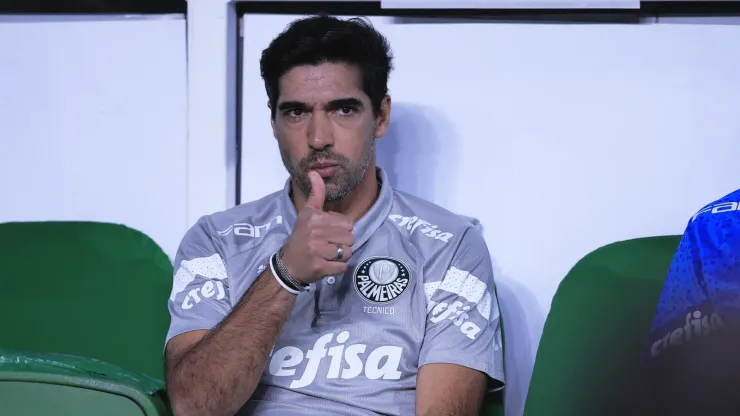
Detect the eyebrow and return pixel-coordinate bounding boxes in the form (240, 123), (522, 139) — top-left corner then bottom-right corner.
(327, 97), (364, 110)
(277, 97), (365, 112)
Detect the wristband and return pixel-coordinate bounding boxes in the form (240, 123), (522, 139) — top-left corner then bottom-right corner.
(276, 248), (310, 292)
(269, 253), (300, 295)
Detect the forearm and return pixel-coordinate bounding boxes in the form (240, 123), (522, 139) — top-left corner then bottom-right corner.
(168, 270), (296, 416)
(417, 398), (482, 416)
(416, 364), (486, 416)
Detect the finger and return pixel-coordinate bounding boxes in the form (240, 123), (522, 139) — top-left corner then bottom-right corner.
(322, 227), (355, 247)
(321, 260), (349, 277)
(319, 211), (354, 231)
(306, 171), (325, 210)
(315, 242), (352, 263)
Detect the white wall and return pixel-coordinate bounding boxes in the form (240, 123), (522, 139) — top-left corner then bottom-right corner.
(0, 15), (188, 259)
(239, 15), (740, 416)
(186, 1), (240, 226)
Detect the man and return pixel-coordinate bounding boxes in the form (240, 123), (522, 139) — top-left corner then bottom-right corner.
(163, 15), (504, 416)
(629, 188), (740, 415)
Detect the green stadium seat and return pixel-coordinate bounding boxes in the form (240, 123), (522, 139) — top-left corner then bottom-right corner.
(0, 221), (173, 415)
(523, 236), (681, 416)
(0, 349), (168, 416)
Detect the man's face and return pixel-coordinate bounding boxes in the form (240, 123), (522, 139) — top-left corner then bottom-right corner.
(271, 62), (389, 202)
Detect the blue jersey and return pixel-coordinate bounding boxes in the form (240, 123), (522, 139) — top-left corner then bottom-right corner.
(647, 189), (740, 359)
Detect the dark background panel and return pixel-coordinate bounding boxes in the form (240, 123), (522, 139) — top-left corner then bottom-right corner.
(237, 1), (740, 23)
(0, 0), (186, 14)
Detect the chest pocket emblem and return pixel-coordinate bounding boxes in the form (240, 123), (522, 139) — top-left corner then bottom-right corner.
(354, 257), (410, 304)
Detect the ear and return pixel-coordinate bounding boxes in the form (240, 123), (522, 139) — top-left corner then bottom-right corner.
(374, 95), (392, 139)
(268, 101), (277, 139)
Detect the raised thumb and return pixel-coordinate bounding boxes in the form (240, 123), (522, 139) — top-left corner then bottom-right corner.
(306, 171), (325, 210)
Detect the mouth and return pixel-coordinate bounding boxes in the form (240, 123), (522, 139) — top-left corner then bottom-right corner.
(307, 161), (340, 178)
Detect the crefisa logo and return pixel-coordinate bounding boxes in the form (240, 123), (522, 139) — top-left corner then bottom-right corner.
(354, 257), (410, 304)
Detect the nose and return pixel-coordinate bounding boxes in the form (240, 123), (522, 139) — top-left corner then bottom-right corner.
(307, 112), (334, 150)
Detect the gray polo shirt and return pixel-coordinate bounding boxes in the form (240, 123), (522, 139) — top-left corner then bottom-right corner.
(166, 168), (505, 415)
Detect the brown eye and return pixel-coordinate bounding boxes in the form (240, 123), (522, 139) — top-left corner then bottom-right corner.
(338, 107), (356, 116)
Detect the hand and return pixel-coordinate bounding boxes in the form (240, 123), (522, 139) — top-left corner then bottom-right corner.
(280, 171), (355, 284)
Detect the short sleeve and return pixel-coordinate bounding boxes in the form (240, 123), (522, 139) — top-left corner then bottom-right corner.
(165, 216), (233, 347)
(631, 197), (740, 415)
(419, 227), (505, 389)
(646, 202), (739, 359)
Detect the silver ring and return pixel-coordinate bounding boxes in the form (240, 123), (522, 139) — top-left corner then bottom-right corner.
(335, 245), (344, 261)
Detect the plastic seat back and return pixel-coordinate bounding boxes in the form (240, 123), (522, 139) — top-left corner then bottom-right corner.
(524, 236), (681, 416)
(0, 221), (173, 379)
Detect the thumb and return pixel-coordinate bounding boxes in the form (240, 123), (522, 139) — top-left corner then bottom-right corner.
(306, 171), (325, 210)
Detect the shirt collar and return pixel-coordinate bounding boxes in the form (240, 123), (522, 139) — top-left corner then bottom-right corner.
(279, 167), (392, 251)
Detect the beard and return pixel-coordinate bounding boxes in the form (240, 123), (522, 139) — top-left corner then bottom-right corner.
(281, 139), (375, 202)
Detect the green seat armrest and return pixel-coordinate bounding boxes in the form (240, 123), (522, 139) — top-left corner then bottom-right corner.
(0, 349), (171, 416)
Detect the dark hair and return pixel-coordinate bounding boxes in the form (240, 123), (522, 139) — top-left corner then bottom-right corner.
(260, 15), (393, 118)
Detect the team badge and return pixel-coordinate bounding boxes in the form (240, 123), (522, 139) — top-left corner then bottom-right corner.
(353, 257), (410, 304)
